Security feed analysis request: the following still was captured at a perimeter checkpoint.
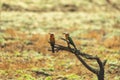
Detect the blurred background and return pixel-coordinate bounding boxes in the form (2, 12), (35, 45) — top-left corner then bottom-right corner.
(0, 0), (120, 34)
(0, 0), (120, 80)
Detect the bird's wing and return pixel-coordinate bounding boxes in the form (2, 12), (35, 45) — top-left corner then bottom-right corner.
(68, 37), (75, 46)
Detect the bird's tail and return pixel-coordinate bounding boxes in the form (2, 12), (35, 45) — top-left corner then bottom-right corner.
(51, 45), (55, 53)
(73, 45), (77, 50)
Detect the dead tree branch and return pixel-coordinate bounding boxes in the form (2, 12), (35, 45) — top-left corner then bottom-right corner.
(49, 38), (107, 80)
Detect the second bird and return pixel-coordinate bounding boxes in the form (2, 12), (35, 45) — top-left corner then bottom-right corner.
(49, 33), (55, 53)
(64, 32), (77, 50)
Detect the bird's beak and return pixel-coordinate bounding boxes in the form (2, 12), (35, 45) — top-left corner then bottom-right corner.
(49, 32), (54, 35)
(63, 32), (67, 34)
(63, 33), (65, 34)
(63, 32), (69, 35)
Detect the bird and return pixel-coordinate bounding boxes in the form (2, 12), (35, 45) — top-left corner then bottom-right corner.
(49, 33), (55, 53)
(63, 32), (77, 50)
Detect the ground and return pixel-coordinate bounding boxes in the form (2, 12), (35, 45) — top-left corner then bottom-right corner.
(0, 0), (120, 80)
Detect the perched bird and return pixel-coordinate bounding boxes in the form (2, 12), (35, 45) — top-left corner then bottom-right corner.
(49, 33), (55, 53)
(63, 32), (77, 50)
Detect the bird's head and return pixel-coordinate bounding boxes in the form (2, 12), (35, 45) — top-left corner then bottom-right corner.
(63, 32), (69, 39)
(49, 32), (55, 38)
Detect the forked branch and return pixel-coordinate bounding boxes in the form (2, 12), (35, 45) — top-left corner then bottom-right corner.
(48, 38), (107, 80)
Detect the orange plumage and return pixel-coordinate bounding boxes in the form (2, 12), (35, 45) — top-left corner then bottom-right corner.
(65, 33), (69, 40)
(49, 33), (55, 53)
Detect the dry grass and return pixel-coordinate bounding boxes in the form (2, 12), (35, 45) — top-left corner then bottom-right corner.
(103, 36), (120, 49)
(0, 0), (120, 80)
(0, 28), (120, 79)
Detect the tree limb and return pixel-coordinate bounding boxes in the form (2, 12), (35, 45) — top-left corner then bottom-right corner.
(48, 38), (107, 80)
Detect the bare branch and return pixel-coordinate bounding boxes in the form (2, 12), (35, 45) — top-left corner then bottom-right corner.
(74, 53), (98, 74)
(54, 44), (99, 74)
(60, 38), (67, 42)
(49, 38), (107, 80)
(103, 60), (107, 66)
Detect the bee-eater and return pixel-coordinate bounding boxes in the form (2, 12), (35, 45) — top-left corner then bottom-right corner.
(49, 33), (55, 53)
(63, 32), (77, 50)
